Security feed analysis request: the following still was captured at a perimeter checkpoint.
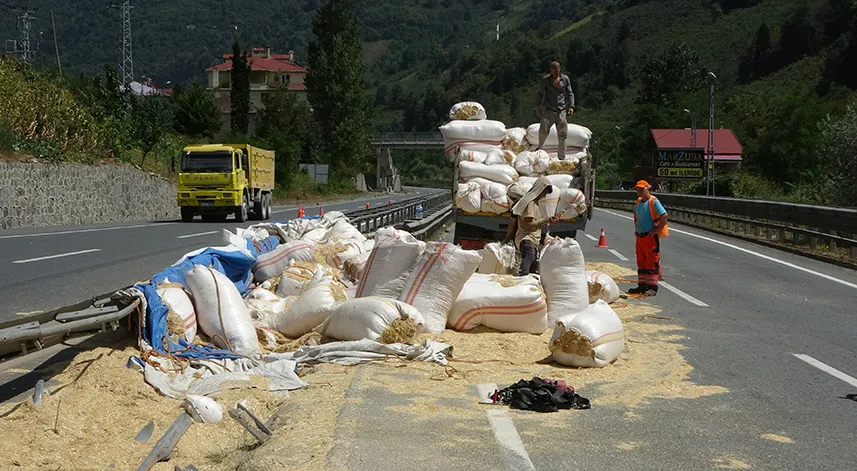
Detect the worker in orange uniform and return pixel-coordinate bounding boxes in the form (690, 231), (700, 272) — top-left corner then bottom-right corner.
(628, 180), (668, 296)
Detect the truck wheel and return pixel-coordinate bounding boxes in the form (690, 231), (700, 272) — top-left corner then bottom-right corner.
(253, 198), (264, 220)
(180, 207), (194, 222)
(235, 197), (248, 222)
(264, 194), (272, 220)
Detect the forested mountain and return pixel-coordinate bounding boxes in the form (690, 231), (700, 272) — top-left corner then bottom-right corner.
(2, 0), (856, 203)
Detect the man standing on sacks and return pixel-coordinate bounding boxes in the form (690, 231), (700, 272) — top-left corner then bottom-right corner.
(504, 177), (559, 276)
(536, 61), (575, 161)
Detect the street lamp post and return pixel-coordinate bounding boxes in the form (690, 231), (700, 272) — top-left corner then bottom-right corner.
(683, 108), (697, 149)
(707, 72), (717, 197)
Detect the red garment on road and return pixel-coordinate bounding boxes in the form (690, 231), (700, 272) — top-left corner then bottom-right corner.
(635, 233), (660, 289)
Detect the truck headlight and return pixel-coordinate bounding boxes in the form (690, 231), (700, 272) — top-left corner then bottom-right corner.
(180, 193), (190, 198)
(222, 192), (233, 199)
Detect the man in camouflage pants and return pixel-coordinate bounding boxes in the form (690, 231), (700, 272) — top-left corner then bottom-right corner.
(536, 61), (575, 161)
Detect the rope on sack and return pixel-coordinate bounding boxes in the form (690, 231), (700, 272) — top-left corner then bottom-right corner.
(207, 266), (235, 353)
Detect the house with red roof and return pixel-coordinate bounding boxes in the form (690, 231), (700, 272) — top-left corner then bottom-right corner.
(648, 128), (743, 163)
(206, 47), (308, 131)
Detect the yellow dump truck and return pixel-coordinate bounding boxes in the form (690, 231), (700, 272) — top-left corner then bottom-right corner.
(176, 144), (275, 222)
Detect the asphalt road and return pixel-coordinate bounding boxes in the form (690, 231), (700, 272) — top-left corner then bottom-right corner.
(332, 210), (857, 470)
(0, 188), (439, 323)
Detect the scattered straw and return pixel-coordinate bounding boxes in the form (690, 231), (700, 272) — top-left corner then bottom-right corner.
(551, 329), (595, 358)
(312, 245), (348, 266)
(548, 160), (577, 174)
(380, 318), (418, 344)
(165, 310), (186, 338)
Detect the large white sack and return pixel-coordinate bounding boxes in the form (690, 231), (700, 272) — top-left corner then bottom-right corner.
(328, 220), (366, 244)
(356, 228), (425, 299)
(481, 194), (511, 214)
(502, 127), (528, 153)
(467, 177), (509, 214)
(514, 150), (551, 176)
(549, 300), (625, 367)
(301, 227), (329, 244)
(525, 122), (592, 149)
(327, 241), (366, 270)
(440, 120), (507, 142)
(452, 143), (504, 154)
(398, 242), (483, 333)
(449, 274), (548, 334)
(449, 102), (487, 121)
(555, 188), (587, 220)
(186, 265), (261, 356)
(538, 185), (563, 218)
(513, 152), (534, 176)
(456, 182), (482, 214)
(276, 262), (326, 297)
(246, 292), (295, 324)
(267, 270), (346, 338)
(484, 149), (508, 166)
(253, 241), (317, 281)
(157, 284), (197, 342)
(457, 149), (488, 164)
(459, 161), (518, 185)
(545, 174), (574, 189)
(343, 251), (371, 283)
(315, 297), (426, 343)
(519, 176), (538, 186)
(540, 237), (588, 325)
(477, 242), (518, 275)
(585, 271), (621, 304)
(506, 181), (533, 203)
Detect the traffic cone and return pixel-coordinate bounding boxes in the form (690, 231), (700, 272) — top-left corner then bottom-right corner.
(388, 200), (393, 206)
(298, 206), (305, 218)
(366, 202), (370, 209)
(319, 206), (325, 217)
(597, 228), (608, 248)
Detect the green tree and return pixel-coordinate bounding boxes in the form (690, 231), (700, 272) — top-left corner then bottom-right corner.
(306, 0), (373, 179)
(739, 23), (772, 82)
(131, 95), (174, 167)
(637, 42), (707, 106)
(257, 85), (313, 187)
(230, 39), (251, 135)
(817, 104), (857, 206)
(173, 81), (221, 137)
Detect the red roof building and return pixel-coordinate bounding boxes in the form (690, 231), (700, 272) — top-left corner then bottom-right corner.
(649, 128), (743, 162)
(206, 47), (309, 132)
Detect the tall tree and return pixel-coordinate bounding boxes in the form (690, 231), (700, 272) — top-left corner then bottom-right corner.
(257, 85), (313, 187)
(230, 39), (251, 135)
(173, 81), (221, 137)
(637, 42), (707, 106)
(817, 103), (857, 206)
(306, 0), (373, 179)
(739, 23), (772, 82)
(131, 96), (174, 168)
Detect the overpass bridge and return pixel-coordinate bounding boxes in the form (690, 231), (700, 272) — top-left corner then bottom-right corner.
(371, 133), (445, 191)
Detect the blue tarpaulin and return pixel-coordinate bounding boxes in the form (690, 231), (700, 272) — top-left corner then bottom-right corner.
(134, 234), (281, 360)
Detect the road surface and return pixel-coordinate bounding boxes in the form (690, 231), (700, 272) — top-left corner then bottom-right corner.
(329, 209), (857, 470)
(2, 203), (856, 470)
(0, 189), (438, 323)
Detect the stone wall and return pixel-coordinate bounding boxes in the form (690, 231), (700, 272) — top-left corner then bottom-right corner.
(0, 162), (180, 230)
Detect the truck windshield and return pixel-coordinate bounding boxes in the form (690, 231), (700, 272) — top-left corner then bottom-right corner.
(181, 151), (233, 173)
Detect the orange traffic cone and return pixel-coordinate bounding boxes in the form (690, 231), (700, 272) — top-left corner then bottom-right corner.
(388, 200), (392, 206)
(597, 228), (609, 248)
(366, 202), (370, 209)
(298, 206), (305, 218)
(319, 206), (325, 217)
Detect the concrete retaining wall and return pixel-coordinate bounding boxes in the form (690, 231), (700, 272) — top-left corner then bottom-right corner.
(0, 162), (180, 230)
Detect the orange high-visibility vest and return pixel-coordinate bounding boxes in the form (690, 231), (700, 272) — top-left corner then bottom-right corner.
(634, 196), (669, 238)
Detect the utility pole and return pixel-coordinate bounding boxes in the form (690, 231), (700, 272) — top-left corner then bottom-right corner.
(50, 10), (61, 75)
(109, 1), (134, 87)
(707, 72), (717, 197)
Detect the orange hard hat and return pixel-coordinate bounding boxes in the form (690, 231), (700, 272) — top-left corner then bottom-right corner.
(634, 180), (650, 189)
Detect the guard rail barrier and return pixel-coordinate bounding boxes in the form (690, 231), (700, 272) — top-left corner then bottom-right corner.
(595, 190), (857, 263)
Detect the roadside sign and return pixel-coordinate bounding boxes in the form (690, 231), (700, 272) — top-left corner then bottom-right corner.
(656, 148), (705, 180)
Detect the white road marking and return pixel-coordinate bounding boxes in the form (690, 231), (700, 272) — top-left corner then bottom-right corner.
(583, 233), (598, 241)
(0, 223), (177, 240)
(608, 249), (629, 261)
(793, 354), (857, 388)
(12, 248), (101, 264)
(597, 208), (857, 291)
(176, 231), (218, 239)
(659, 281), (709, 307)
(476, 383), (536, 471)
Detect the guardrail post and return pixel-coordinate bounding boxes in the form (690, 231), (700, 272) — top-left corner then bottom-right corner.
(810, 235), (818, 251)
(851, 244), (857, 259)
(753, 225), (761, 238)
(829, 239), (837, 253)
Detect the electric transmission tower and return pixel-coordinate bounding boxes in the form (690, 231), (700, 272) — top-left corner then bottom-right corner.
(2, 3), (39, 62)
(109, 1), (134, 87)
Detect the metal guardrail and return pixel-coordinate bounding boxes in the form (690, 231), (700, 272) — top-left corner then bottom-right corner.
(0, 191), (454, 362)
(595, 190), (857, 262)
